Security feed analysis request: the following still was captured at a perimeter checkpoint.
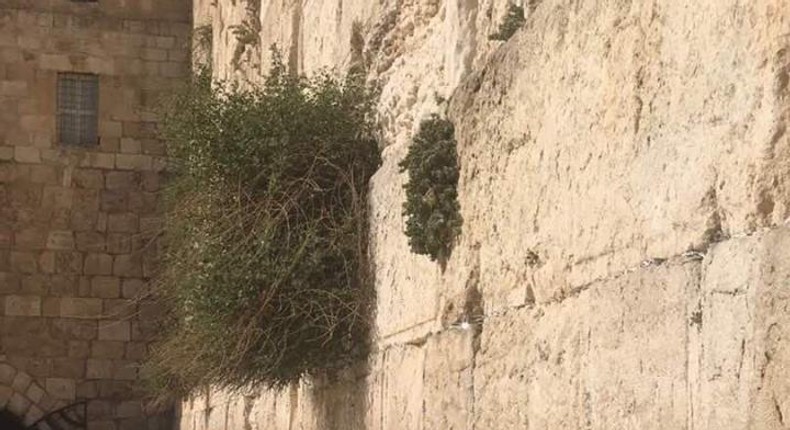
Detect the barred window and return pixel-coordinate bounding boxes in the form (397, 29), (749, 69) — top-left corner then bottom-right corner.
(57, 73), (99, 146)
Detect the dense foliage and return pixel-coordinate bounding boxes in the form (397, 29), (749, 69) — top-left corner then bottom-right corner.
(489, 3), (526, 41)
(399, 115), (462, 263)
(147, 57), (380, 395)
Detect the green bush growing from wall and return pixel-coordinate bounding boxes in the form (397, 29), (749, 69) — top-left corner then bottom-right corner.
(399, 115), (462, 264)
(489, 3), (526, 41)
(147, 53), (380, 395)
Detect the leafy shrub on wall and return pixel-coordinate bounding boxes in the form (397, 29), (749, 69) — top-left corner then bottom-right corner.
(147, 53), (380, 394)
(400, 115), (462, 264)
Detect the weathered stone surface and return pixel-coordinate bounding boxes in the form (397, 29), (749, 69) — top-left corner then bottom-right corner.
(474, 261), (698, 429)
(422, 330), (474, 430)
(60, 298), (103, 319)
(98, 320), (131, 342)
(449, 0), (790, 308)
(693, 228), (790, 429)
(5, 295), (42, 317)
(180, 0), (790, 428)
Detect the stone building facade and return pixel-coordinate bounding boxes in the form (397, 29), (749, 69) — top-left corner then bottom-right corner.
(0, 0), (190, 428)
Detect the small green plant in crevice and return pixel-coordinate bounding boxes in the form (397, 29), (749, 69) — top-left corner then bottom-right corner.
(145, 51), (381, 397)
(399, 115), (462, 264)
(489, 3), (526, 41)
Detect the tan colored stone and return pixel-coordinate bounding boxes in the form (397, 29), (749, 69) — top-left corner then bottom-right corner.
(29, 165), (57, 184)
(100, 190), (128, 213)
(41, 186), (73, 210)
(38, 252), (56, 274)
(75, 231), (106, 252)
(52, 357), (86, 379)
(121, 279), (146, 299)
(693, 228), (790, 429)
(104, 299), (136, 320)
(115, 154), (152, 170)
(10, 252), (38, 274)
(69, 340), (91, 358)
(0, 363), (18, 385)
(46, 231), (75, 250)
(124, 342), (147, 360)
(42, 297), (60, 317)
(107, 213), (138, 233)
(11, 372), (32, 393)
(14, 229), (47, 250)
(86, 359), (113, 379)
(52, 251), (81, 274)
(60, 298), (103, 319)
(51, 319), (97, 341)
(84, 253), (113, 276)
(105, 171), (139, 190)
(98, 320), (130, 342)
(88, 153), (115, 170)
(422, 330), (474, 430)
(72, 169), (105, 189)
(91, 276), (121, 298)
(0, 81), (28, 97)
(25, 383), (44, 403)
(119, 139), (142, 154)
(5, 295), (42, 316)
(116, 400), (143, 418)
(112, 361), (138, 381)
(107, 234), (131, 254)
(91, 341), (126, 359)
(46, 378), (76, 400)
(0, 146), (14, 160)
(112, 254), (142, 277)
(99, 121), (123, 138)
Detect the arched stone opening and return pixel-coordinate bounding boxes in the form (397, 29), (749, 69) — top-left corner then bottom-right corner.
(0, 362), (84, 429)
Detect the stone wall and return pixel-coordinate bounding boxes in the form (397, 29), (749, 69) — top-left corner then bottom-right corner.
(180, 0), (790, 429)
(0, 1), (190, 428)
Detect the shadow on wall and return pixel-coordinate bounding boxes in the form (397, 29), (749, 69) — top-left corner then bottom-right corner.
(0, 410), (25, 430)
(307, 362), (370, 430)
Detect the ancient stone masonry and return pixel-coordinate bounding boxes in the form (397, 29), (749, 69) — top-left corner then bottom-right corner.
(0, 0), (190, 428)
(180, 0), (790, 429)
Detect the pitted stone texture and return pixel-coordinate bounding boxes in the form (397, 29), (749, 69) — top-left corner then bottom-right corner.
(422, 330), (475, 430)
(449, 0), (790, 307)
(694, 227), (790, 429)
(474, 260), (697, 429)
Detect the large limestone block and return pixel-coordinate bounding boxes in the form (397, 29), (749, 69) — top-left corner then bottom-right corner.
(449, 0), (790, 307)
(422, 330), (475, 430)
(694, 227), (790, 429)
(474, 261), (698, 429)
(379, 344), (425, 430)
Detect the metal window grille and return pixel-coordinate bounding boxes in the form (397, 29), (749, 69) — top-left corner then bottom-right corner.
(57, 73), (99, 147)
